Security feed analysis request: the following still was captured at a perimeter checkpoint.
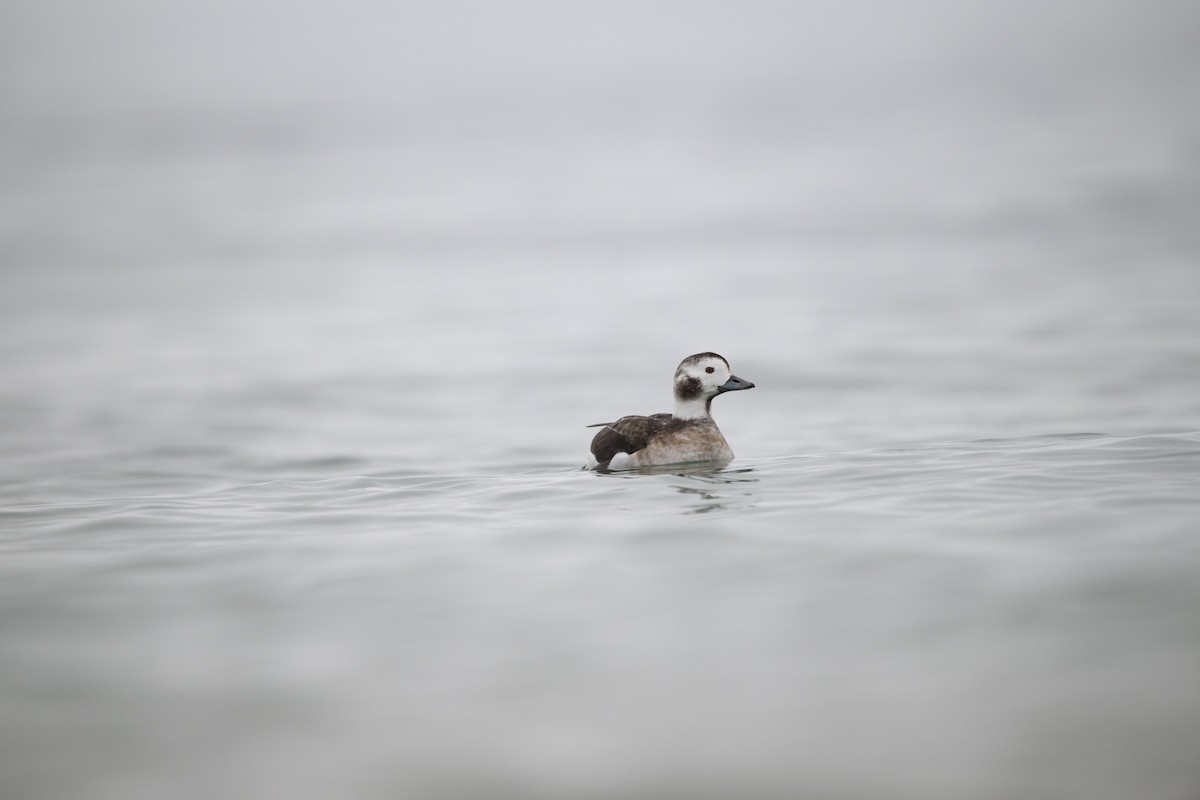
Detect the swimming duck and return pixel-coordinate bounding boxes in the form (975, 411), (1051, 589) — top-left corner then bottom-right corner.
(585, 352), (755, 470)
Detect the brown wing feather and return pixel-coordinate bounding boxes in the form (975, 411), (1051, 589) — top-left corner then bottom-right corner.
(589, 413), (673, 466)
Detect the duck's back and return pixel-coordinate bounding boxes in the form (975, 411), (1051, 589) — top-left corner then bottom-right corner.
(588, 413), (674, 468)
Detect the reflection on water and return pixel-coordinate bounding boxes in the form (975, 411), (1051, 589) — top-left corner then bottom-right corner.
(673, 484), (739, 514)
(669, 468), (759, 514)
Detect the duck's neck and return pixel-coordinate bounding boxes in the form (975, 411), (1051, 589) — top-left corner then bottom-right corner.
(673, 395), (713, 421)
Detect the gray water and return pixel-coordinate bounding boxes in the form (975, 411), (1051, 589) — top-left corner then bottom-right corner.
(3, 2), (1200, 799)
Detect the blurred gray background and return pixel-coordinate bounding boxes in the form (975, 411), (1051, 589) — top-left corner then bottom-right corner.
(3, 3), (1200, 800)
(4, 0), (1198, 460)
(4, 0), (1197, 265)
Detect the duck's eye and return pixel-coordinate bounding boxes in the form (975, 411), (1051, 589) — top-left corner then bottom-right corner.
(705, 366), (715, 373)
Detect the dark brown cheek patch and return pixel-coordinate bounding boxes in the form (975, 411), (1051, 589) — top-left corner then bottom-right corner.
(675, 375), (703, 401)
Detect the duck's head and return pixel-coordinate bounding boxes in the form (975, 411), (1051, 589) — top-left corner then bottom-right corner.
(673, 352), (754, 419)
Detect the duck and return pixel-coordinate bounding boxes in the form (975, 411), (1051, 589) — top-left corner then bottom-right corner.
(584, 352), (755, 471)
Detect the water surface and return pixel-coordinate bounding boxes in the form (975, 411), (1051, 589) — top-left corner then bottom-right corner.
(2, 2), (1200, 799)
